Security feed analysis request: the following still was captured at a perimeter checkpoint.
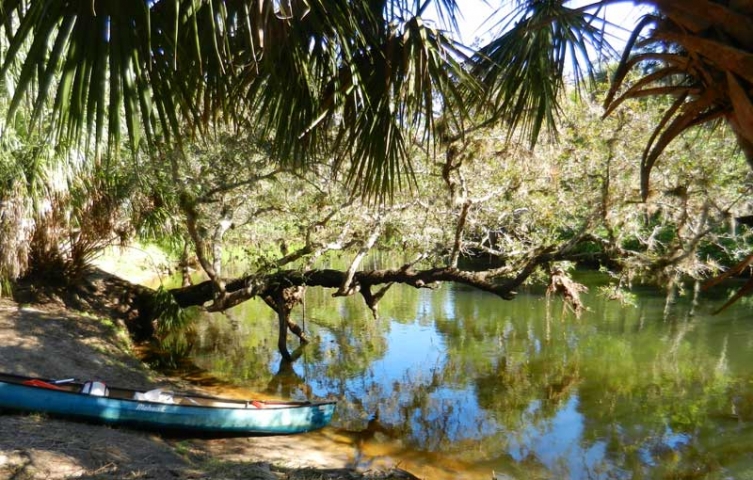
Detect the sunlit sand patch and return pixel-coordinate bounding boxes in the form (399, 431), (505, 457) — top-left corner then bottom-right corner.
(0, 450), (88, 479)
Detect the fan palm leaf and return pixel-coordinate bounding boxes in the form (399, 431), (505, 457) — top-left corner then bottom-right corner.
(470, 0), (616, 146)
(233, 1), (474, 199)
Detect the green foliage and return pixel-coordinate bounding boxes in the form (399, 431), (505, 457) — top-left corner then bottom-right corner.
(150, 286), (196, 367)
(96, 80), (752, 300)
(1, 4), (751, 306)
(409, 77), (752, 289)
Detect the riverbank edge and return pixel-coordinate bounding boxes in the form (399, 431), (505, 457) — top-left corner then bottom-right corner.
(0, 288), (420, 479)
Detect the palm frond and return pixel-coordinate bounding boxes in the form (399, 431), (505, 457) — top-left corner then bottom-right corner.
(651, 0), (753, 50)
(603, 13), (662, 109)
(0, 1), (240, 155)
(651, 29), (753, 80)
(639, 91), (725, 199)
(2, 0), (474, 200)
(727, 71), (753, 146)
(471, 0), (616, 147)
(606, 4), (753, 199)
(236, 0), (475, 199)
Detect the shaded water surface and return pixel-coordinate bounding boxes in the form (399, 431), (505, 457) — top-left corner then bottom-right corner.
(185, 273), (753, 479)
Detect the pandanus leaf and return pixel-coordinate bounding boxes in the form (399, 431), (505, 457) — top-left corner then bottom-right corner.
(604, 13), (659, 110)
(653, 30), (753, 82)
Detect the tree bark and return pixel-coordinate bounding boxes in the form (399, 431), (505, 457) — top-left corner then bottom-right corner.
(450, 200), (471, 268)
(179, 240), (193, 287)
(170, 264), (523, 312)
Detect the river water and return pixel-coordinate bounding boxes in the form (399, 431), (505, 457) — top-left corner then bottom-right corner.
(183, 272), (753, 479)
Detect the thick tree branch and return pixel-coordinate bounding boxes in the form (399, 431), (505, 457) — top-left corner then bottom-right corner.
(171, 231), (622, 313)
(335, 218), (384, 296)
(170, 264), (523, 310)
(180, 193), (222, 294)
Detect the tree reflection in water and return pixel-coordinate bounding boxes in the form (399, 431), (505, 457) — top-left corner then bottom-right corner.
(185, 275), (753, 479)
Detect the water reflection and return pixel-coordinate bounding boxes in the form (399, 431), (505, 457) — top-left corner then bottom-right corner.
(187, 275), (753, 479)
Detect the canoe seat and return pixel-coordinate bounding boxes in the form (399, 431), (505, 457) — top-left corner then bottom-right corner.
(81, 381), (109, 397)
(133, 389), (175, 404)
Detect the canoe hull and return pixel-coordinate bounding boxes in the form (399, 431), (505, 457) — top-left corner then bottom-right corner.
(0, 376), (335, 436)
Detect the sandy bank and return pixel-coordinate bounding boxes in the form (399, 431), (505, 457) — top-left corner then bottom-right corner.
(0, 298), (419, 479)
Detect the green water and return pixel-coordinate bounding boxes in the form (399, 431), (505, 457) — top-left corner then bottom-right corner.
(185, 272), (753, 479)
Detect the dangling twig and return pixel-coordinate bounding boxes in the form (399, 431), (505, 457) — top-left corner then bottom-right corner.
(546, 267), (589, 318)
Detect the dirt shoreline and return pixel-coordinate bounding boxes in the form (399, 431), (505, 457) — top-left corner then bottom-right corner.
(0, 297), (420, 480)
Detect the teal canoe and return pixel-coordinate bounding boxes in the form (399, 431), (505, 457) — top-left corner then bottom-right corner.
(0, 372), (336, 436)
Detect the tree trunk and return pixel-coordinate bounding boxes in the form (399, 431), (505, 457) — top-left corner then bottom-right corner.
(179, 241), (193, 287)
(263, 286), (307, 361)
(276, 293), (291, 362)
(450, 200), (471, 268)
